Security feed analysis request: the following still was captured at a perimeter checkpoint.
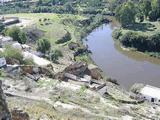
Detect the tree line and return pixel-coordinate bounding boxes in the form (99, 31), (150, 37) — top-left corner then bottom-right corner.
(114, 0), (160, 28)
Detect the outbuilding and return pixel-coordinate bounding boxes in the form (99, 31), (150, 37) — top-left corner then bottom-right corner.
(140, 85), (160, 105)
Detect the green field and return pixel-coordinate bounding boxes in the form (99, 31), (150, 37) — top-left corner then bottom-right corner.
(5, 13), (86, 47)
(121, 20), (160, 36)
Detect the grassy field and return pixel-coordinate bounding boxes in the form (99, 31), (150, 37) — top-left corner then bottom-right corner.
(121, 20), (160, 35)
(5, 13), (86, 48)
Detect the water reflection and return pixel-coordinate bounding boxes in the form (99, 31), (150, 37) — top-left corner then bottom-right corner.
(85, 23), (160, 89)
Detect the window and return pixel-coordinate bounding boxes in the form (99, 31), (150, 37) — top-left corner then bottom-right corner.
(151, 98), (155, 102)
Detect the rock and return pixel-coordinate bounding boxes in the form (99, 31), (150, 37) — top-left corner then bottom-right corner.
(6, 58), (20, 65)
(38, 115), (50, 120)
(64, 62), (88, 77)
(21, 66), (33, 74)
(88, 68), (102, 80)
(68, 42), (79, 50)
(11, 108), (29, 120)
(12, 42), (22, 50)
(32, 67), (39, 74)
(87, 64), (102, 80)
(0, 80), (11, 120)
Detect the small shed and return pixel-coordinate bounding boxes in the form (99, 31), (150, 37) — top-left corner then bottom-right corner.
(0, 57), (6, 68)
(140, 85), (160, 105)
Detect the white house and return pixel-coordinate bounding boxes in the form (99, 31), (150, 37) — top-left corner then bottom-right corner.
(0, 57), (6, 68)
(140, 85), (160, 105)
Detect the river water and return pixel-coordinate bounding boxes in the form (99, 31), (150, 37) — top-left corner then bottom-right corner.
(84, 23), (160, 89)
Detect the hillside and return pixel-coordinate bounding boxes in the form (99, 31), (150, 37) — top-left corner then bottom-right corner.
(0, 0), (160, 120)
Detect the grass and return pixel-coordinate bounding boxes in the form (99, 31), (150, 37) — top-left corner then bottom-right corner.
(4, 13), (86, 48)
(121, 20), (160, 36)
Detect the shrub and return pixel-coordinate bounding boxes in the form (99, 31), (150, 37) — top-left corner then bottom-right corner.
(37, 38), (51, 53)
(112, 29), (122, 40)
(56, 31), (71, 44)
(49, 49), (63, 63)
(23, 58), (34, 65)
(4, 45), (23, 63)
(119, 31), (160, 52)
(4, 26), (27, 44)
(149, 10), (158, 21)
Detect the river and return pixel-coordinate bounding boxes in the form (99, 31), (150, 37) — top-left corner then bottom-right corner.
(84, 23), (160, 90)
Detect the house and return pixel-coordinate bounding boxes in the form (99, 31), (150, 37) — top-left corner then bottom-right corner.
(140, 85), (160, 105)
(0, 57), (6, 68)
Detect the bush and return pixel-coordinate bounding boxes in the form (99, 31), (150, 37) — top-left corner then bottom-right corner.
(23, 58), (34, 65)
(112, 29), (122, 40)
(49, 49), (63, 63)
(37, 38), (51, 53)
(56, 31), (71, 44)
(4, 45), (23, 63)
(149, 10), (158, 21)
(119, 31), (160, 52)
(4, 26), (27, 44)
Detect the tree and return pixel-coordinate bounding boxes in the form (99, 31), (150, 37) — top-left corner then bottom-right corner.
(149, 0), (160, 21)
(139, 0), (152, 18)
(64, 2), (74, 13)
(37, 38), (51, 53)
(18, 31), (27, 44)
(115, 1), (137, 28)
(4, 26), (27, 44)
(49, 49), (63, 63)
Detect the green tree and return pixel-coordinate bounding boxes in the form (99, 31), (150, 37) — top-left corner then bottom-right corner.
(115, 1), (137, 28)
(4, 26), (27, 44)
(37, 38), (51, 53)
(49, 49), (63, 62)
(139, 0), (152, 18)
(18, 31), (27, 44)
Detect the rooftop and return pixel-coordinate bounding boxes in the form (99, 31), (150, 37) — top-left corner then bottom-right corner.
(140, 85), (160, 99)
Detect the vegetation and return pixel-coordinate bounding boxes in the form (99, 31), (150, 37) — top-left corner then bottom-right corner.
(113, 0), (160, 57)
(3, 45), (23, 63)
(4, 26), (27, 44)
(36, 38), (51, 54)
(49, 49), (63, 63)
(0, 0), (110, 15)
(56, 31), (71, 44)
(115, 1), (136, 28)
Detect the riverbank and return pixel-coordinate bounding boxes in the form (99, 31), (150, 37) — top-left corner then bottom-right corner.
(112, 20), (160, 59)
(2, 13), (160, 119)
